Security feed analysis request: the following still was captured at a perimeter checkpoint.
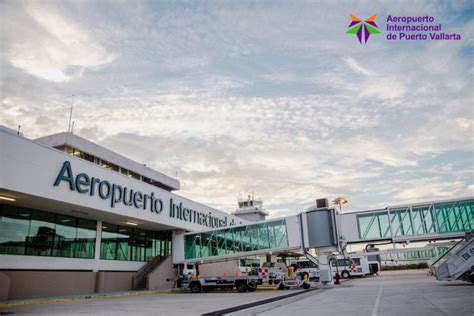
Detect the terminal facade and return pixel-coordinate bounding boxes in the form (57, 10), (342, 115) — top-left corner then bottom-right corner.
(0, 126), (246, 299)
(1, 125), (472, 300)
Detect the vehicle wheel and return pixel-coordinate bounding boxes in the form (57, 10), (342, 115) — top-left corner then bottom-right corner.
(341, 270), (350, 279)
(302, 282), (310, 290)
(301, 272), (309, 281)
(268, 279), (273, 285)
(236, 281), (247, 293)
(274, 280), (280, 285)
(247, 281), (257, 292)
(278, 283), (285, 290)
(190, 282), (201, 293)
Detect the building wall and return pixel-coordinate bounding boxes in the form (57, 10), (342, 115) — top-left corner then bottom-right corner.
(2, 271), (97, 300)
(0, 270), (141, 300)
(0, 130), (245, 233)
(0, 272), (10, 300)
(102, 271), (135, 292)
(147, 256), (176, 290)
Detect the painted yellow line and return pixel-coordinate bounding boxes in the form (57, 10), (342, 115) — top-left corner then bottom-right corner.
(0, 286), (281, 308)
(0, 289), (173, 308)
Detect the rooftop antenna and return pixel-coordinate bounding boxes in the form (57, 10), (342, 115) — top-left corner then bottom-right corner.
(17, 125), (21, 135)
(67, 94), (74, 132)
(175, 170), (178, 180)
(71, 121), (75, 134)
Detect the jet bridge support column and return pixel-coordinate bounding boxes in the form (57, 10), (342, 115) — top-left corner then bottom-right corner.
(300, 198), (340, 285)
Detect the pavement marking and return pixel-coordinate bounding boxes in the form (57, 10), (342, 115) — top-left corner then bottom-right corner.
(0, 289), (173, 308)
(371, 278), (384, 316)
(0, 286), (281, 309)
(421, 295), (449, 316)
(202, 289), (317, 316)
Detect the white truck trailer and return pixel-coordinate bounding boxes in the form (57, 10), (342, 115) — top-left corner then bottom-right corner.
(184, 275), (262, 293)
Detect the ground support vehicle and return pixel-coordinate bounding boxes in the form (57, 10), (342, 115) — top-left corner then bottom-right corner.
(183, 275), (263, 293)
(291, 259), (320, 281)
(262, 262), (287, 285)
(330, 255), (370, 279)
(276, 275), (311, 290)
(432, 231), (474, 283)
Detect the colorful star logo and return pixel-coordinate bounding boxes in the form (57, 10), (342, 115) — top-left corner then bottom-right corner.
(346, 14), (381, 43)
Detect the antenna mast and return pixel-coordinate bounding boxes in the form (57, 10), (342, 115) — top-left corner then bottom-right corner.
(67, 94), (74, 132)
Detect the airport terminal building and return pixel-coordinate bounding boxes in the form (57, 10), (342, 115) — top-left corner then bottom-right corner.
(0, 126), (246, 300)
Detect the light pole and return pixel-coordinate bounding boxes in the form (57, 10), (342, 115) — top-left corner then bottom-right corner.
(332, 197), (348, 243)
(332, 197), (348, 284)
(332, 197), (348, 213)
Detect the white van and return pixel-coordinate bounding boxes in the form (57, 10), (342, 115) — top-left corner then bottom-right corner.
(331, 255), (370, 278)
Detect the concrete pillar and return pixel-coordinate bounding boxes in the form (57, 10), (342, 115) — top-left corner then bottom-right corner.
(93, 221), (103, 272)
(318, 254), (333, 285)
(95, 271), (106, 293)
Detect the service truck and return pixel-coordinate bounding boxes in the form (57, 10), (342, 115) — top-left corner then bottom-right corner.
(182, 275), (263, 293)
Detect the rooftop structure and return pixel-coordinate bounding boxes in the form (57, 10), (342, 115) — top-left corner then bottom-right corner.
(233, 195), (269, 222)
(35, 132), (179, 191)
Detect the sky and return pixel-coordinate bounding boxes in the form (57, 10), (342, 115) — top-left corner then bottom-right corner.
(1, 0), (473, 218)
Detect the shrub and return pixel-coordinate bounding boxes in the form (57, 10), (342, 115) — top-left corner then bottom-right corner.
(380, 262), (429, 271)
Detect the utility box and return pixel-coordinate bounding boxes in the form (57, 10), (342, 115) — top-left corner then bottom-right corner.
(319, 269), (332, 283)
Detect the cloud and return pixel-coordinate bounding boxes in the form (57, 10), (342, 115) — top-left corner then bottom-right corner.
(6, 2), (115, 82)
(0, 1), (472, 216)
(344, 57), (372, 76)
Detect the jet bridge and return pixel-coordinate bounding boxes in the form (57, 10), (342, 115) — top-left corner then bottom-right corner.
(172, 199), (339, 265)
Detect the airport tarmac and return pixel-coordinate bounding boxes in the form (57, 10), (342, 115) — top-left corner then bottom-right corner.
(1, 271), (472, 315)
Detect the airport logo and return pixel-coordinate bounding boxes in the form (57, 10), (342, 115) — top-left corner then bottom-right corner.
(346, 14), (381, 43)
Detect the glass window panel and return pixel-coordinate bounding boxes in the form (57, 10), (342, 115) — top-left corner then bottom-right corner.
(390, 211), (402, 236)
(357, 213), (381, 239)
(26, 211), (56, 256)
(101, 223), (118, 260)
(444, 205), (457, 231)
(131, 228), (147, 261)
(0, 205), (31, 255)
(53, 215), (77, 258)
(401, 209), (413, 236)
(116, 226), (132, 261)
(183, 219), (288, 260)
(460, 203), (473, 230)
(411, 208), (423, 234)
(436, 205), (450, 233)
(76, 219), (96, 259)
(378, 213), (390, 237)
(145, 231), (157, 260)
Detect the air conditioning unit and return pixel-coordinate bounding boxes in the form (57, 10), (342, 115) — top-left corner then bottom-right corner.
(316, 198), (329, 209)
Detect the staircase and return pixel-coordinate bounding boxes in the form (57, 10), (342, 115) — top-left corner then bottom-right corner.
(133, 255), (168, 290)
(431, 231), (474, 283)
